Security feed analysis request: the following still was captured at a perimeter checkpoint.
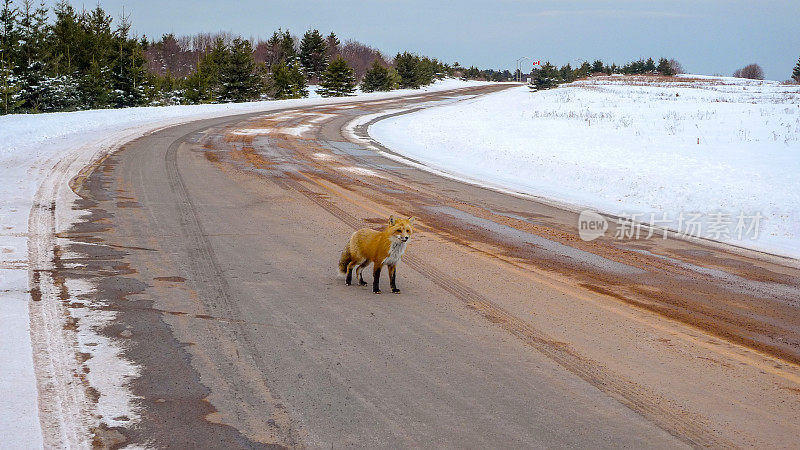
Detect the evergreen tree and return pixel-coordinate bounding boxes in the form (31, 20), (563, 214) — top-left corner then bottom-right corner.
(387, 67), (401, 89)
(529, 61), (560, 91)
(150, 69), (181, 105)
(110, 12), (149, 107)
(13, 0), (56, 112)
(624, 59), (647, 74)
(0, 62), (20, 114)
(264, 28), (296, 69)
(591, 59), (603, 73)
(263, 29), (283, 68)
(325, 32), (339, 58)
(271, 59), (306, 99)
(184, 37), (226, 103)
(49, 1), (80, 76)
(417, 56), (439, 85)
(574, 61), (591, 79)
(16, 60), (50, 111)
(0, 0), (21, 114)
(17, 1), (47, 67)
(219, 38), (261, 102)
(461, 65), (480, 80)
(78, 6), (115, 108)
(318, 55), (355, 97)
(279, 29), (296, 62)
(45, 73), (80, 110)
(270, 61), (291, 98)
(656, 57), (674, 76)
(182, 69), (206, 104)
(0, 0), (17, 59)
(395, 51), (421, 89)
(361, 58), (392, 92)
(793, 56), (800, 82)
(645, 57), (656, 73)
(483, 69), (507, 82)
(559, 63), (575, 83)
(299, 29), (327, 81)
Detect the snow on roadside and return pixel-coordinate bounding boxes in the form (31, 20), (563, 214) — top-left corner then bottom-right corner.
(0, 78), (488, 447)
(369, 76), (800, 259)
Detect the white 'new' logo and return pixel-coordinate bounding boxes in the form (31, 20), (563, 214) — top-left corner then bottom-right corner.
(578, 210), (608, 241)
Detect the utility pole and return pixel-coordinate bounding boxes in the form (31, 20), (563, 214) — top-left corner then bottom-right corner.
(515, 57), (533, 83)
(515, 57), (541, 83)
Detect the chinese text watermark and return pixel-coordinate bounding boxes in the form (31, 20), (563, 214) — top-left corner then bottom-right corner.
(578, 210), (764, 242)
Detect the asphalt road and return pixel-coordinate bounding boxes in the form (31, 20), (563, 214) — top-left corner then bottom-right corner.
(53, 85), (800, 448)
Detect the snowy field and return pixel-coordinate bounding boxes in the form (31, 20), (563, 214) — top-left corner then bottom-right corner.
(370, 75), (800, 259)
(0, 78), (487, 447)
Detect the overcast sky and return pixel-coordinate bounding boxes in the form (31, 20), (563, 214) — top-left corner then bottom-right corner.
(57, 0), (798, 80)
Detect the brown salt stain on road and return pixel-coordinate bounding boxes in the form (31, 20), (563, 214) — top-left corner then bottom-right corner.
(153, 276), (186, 282)
(219, 106), (800, 368)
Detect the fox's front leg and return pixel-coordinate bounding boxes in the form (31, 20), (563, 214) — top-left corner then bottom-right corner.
(388, 265), (400, 293)
(373, 265), (382, 294)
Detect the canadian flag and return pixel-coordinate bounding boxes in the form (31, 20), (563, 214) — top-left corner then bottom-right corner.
(532, 61), (541, 66)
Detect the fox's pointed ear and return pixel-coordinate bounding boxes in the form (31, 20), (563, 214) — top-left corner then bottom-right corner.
(408, 216), (416, 224)
(389, 215), (395, 225)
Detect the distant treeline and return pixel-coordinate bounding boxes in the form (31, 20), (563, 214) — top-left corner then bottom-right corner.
(0, 0), (503, 115)
(529, 58), (684, 91)
(0, 0), (711, 114)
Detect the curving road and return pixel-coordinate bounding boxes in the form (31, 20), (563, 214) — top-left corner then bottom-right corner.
(49, 85), (800, 448)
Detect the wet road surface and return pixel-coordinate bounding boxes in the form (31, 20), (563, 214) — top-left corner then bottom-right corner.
(47, 85), (800, 447)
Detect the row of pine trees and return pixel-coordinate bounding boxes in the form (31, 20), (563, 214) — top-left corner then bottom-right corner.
(0, 0), (150, 113)
(0, 0), (455, 114)
(530, 57), (800, 91)
(529, 58), (682, 91)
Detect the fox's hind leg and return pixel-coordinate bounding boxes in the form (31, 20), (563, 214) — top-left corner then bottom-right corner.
(345, 260), (359, 285)
(356, 261), (369, 286)
(347, 259), (367, 286)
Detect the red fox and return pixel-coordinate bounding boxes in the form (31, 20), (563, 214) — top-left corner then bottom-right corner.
(338, 215), (416, 294)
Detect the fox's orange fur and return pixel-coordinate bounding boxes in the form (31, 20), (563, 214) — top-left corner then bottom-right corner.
(338, 215), (415, 294)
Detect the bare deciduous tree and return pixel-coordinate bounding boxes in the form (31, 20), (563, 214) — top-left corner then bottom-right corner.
(668, 59), (684, 75)
(144, 32), (233, 78)
(733, 63), (764, 80)
(338, 40), (388, 81)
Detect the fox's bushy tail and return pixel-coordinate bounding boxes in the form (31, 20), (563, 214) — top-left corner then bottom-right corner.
(338, 244), (352, 275)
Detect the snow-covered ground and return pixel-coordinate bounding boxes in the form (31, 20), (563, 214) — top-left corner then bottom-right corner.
(0, 78), (487, 447)
(370, 75), (800, 259)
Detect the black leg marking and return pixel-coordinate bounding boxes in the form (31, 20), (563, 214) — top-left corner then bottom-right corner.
(389, 265), (400, 293)
(359, 270), (367, 286)
(373, 266), (382, 294)
(358, 262), (368, 286)
(345, 268), (352, 286)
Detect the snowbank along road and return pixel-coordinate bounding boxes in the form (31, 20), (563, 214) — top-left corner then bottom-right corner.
(371, 75), (800, 259)
(26, 84), (800, 447)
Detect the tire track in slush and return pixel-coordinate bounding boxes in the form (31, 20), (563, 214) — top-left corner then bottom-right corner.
(278, 174), (734, 449)
(29, 153), (94, 448)
(164, 132), (302, 448)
